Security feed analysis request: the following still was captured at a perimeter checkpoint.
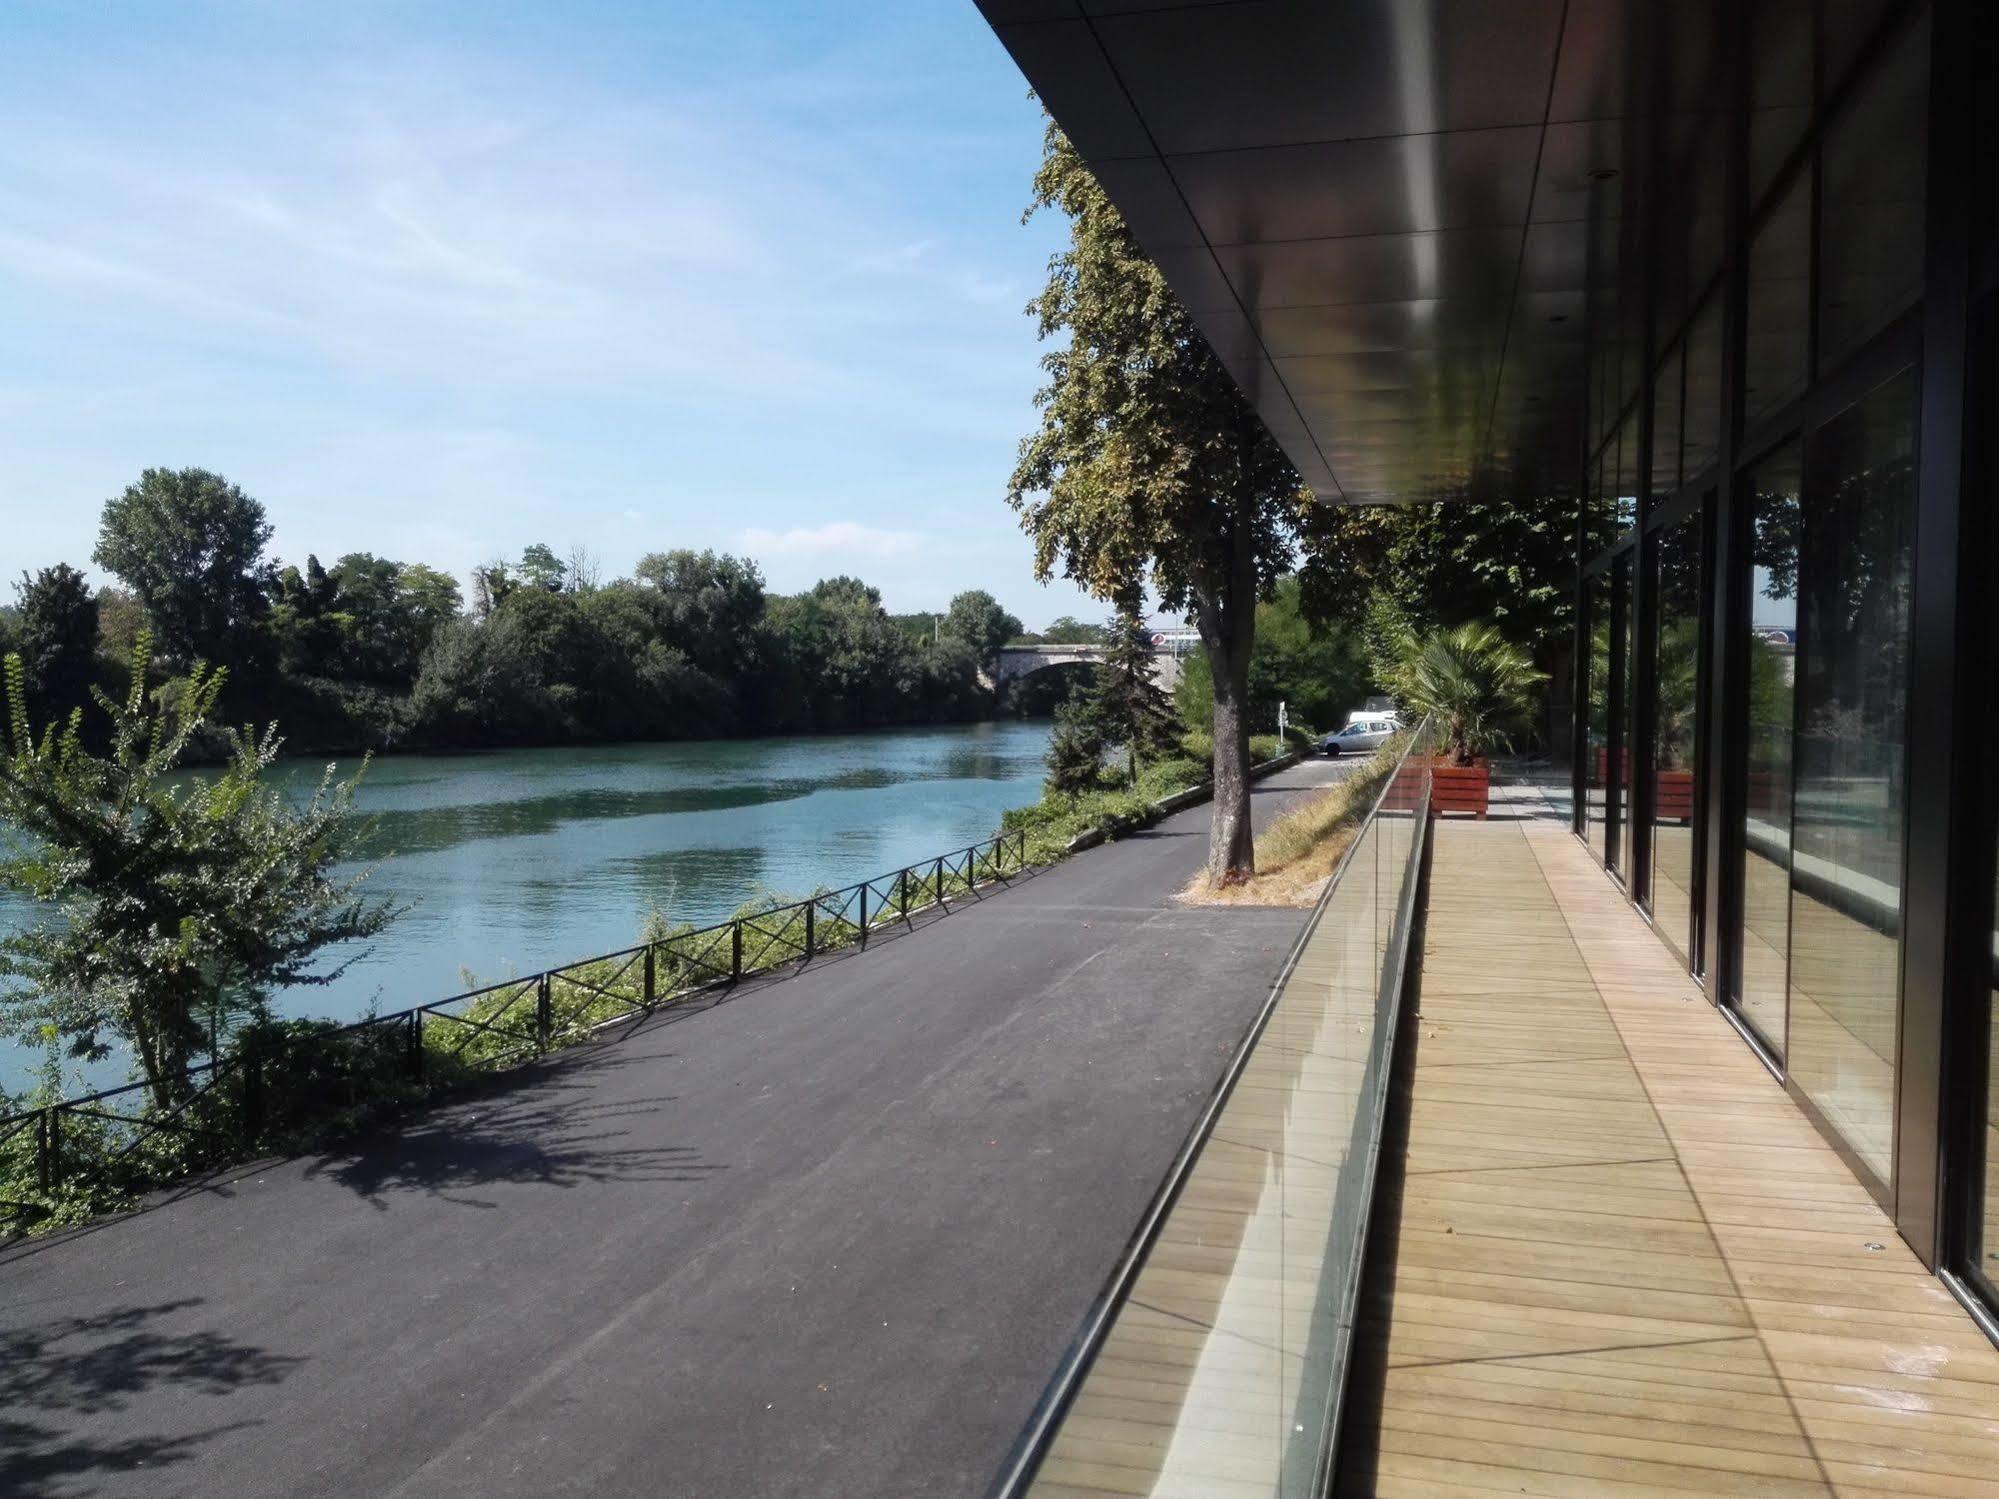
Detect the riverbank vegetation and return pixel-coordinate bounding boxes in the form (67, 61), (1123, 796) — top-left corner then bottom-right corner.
(1, 467), (1046, 757)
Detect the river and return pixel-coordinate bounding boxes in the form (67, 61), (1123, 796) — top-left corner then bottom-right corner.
(0, 719), (1053, 1096)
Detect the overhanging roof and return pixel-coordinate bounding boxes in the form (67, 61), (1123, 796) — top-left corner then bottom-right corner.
(977, 1), (1720, 507)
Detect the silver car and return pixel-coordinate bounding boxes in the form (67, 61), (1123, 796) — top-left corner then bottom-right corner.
(1319, 717), (1399, 757)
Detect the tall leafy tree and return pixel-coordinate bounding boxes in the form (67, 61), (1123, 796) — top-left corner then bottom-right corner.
(0, 638), (398, 1107)
(1008, 124), (1313, 884)
(517, 542), (568, 593)
(633, 549), (765, 678)
(93, 468), (274, 669)
(12, 564), (100, 727)
(941, 589), (1023, 670)
(1084, 601), (1180, 785)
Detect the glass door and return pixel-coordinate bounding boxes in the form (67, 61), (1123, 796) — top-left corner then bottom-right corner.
(1649, 504), (1704, 967)
(1730, 443), (1801, 1059)
(1606, 556), (1632, 878)
(1786, 369), (1917, 1188)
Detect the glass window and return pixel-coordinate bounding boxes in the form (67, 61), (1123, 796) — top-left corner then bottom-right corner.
(1608, 555), (1633, 876)
(1825, 0), (1898, 96)
(1734, 441), (1802, 1058)
(1819, 13), (1929, 369)
(1744, 174), (1813, 428)
(1788, 369), (1918, 1187)
(1750, 0), (1815, 207)
(1650, 508), (1703, 966)
(1615, 410), (1639, 531)
(1651, 341), (1684, 499)
(1683, 294), (1724, 480)
(1586, 567), (1611, 861)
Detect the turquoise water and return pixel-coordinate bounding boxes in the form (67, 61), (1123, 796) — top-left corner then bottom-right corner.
(0, 720), (1052, 1095)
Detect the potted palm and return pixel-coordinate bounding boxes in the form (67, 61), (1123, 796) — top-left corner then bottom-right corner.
(1392, 623), (1546, 818)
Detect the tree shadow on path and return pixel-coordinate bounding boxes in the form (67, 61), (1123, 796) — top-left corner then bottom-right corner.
(301, 1058), (727, 1211)
(0, 1299), (301, 1499)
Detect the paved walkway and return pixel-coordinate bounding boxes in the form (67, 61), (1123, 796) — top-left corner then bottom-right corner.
(0, 760), (1351, 1499)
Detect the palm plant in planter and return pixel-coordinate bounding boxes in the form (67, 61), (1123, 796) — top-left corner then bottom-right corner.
(1392, 623), (1546, 817)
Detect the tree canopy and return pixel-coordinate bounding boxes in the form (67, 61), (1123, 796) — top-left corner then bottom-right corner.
(0, 639), (397, 1106)
(93, 468), (274, 669)
(1007, 122), (1315, 882)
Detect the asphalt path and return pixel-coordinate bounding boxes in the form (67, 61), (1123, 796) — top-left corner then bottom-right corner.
(1, 757), (1355, 1499)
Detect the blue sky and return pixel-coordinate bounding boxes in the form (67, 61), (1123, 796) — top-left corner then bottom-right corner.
(0, 1), (1103, 626)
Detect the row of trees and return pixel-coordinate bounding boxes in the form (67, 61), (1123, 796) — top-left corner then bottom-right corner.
(0, 469), (1069, 753)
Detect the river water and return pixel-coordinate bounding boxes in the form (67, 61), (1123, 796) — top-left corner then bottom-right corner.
(0, 719), (1052, 1096)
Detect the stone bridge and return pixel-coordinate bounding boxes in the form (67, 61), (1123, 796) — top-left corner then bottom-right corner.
(988, 643), (1183, 693)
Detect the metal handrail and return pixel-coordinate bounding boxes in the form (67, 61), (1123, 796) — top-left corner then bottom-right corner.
(0, 827), (1030, 1230)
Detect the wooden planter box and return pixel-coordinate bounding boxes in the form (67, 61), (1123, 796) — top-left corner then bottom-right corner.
(1429, 757), (1490, 820)
(1654, 768), (1695, 822)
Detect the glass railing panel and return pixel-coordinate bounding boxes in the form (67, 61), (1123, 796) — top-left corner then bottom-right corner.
(1012, 722), (1434, 1498)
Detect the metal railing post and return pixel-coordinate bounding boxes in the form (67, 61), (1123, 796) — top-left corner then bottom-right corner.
(407, 1012), (424, 1087)
(804, 902), (815, 958)
(935, 857), (947, 908)
(643, 947), (656, 1006)
(732, 922), (743, 982)
(858, 886), (868, 947)
(536, 974), (552, 1053)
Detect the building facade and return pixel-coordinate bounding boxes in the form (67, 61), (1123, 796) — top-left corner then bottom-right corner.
(983, 0), (1999, 1333)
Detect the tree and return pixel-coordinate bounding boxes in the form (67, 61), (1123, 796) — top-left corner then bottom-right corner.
(12, 564), (100, 727)
(1083, 601), (1180, 785)
(0, 638), (398, 1107)
(93, 468), (274, 669)
(941, 590), (1023, 670)
(633, 549), (765, 679)
(1044, 698), (1106, 795)
(1008, 124), (1311, 885)
(1390, 623), (1547, 767)
(1298, 495), (1612, 747)
(517, 543), (568, 593)
(1039, 615), (1107, 646)
(269, 554), (344, 677)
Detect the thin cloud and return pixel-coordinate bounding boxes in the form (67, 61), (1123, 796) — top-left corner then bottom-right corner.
(738, 521), (923, 560)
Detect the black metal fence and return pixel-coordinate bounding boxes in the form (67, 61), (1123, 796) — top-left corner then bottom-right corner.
(0, 828), (1030, 1234)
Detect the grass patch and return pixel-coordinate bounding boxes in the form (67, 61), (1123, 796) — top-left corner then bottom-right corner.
(1184, 735), (1406, 907)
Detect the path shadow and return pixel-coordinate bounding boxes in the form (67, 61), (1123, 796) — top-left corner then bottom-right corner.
(0, 1299), (300, 1499)
(301, 1061), (725, 1210)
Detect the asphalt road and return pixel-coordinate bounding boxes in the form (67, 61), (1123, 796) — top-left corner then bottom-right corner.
(1, 758), (1353, 1499)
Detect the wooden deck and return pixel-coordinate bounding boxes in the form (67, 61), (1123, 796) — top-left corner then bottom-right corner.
(1337, 818), (1999, 1498)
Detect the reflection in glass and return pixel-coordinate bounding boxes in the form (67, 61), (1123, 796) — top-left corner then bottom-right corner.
(1609, 556), (1632, 876)
(1735, 443), (1801, 1058)
(1819, 12), (1928, 369)
(1788, 371), (1916, 1186)
(1750, 0), (1814, 206)
(1684, 294), (1724, 480)
(1650, 510), (1702, 965)
(1745, 174), (1813, 427)
(1586, 568), (1611, 861)
(1651, 341), (1683, 499)
(1615, 411), (1640, 533)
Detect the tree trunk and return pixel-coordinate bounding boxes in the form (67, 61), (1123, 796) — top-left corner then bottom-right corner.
(1208, 655), (1254, 884)
(1195, 573), (1257, 888)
